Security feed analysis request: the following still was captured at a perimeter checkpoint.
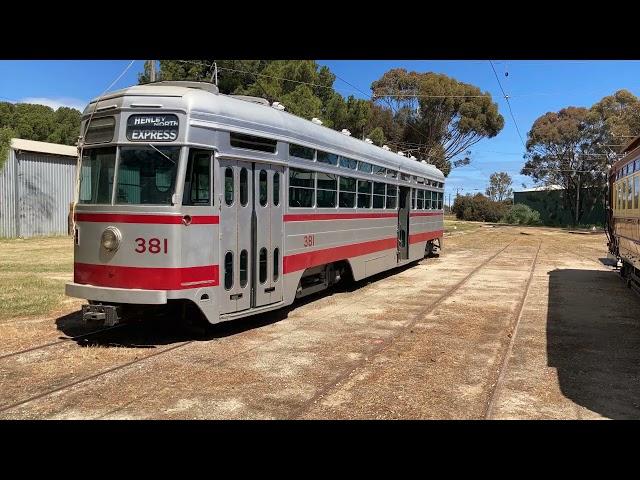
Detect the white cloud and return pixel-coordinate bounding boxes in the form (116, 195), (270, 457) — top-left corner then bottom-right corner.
(19, 97), (87, 112)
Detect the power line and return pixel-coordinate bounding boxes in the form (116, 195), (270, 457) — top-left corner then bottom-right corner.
(489, 60), (527, 150)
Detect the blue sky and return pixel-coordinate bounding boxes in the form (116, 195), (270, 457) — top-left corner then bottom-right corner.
(2, 59), (640, 203)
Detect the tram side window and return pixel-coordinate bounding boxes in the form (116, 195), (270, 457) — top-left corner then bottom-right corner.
(357, 161), (373, 173)
(411, 188), (417, 209)
(357, 180), (372, 208)
(182, 149), (212, 206)
(290, 144), (315, 161)
(438, 192), (443, 210)
(373, 182), (386, 208)
(386, 184), (397, 209)
(317, 171), (337, 208)
(372, 164), (386, 176)
(628, 177), (634, 210)
(417, 189), (424, 209)
(289, 168), (315, 208)
(230, 132), (277, 153)
(339, 176), (356, 208)
(339, 156), (358, 170)
(317, 151), (339, 166)
(79, 147), (116, 204)
(635, 176), (640, 209)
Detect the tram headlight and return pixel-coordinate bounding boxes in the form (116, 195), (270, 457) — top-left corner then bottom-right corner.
(101, 227), (122, 252)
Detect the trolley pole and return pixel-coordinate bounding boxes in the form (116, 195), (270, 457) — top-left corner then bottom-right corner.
(149, 60), (156, 82)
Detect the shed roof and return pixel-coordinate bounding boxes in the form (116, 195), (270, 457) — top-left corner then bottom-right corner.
(10, 138), (77, 158)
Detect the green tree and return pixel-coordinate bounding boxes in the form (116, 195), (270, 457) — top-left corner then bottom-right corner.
(521, 106), (605, 225)
(0, 101), (81, 154)
(589, 89), (640, 150)
(486, 172), (513, 202)
(0, 126), (15, 169)
(367, 126), (385, 146)
(372, 69), (504, 175)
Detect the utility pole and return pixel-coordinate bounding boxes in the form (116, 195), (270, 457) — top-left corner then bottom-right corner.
(149, 60), (156, 82)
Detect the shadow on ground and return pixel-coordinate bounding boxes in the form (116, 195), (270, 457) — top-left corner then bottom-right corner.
(548, 268), (640, 419)
(55, 260), (424, 349)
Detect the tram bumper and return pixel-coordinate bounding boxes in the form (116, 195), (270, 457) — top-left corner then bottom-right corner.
(65, 282), (167, 305)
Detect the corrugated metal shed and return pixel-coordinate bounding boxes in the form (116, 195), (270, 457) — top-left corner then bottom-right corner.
(0, 138), (77, 238)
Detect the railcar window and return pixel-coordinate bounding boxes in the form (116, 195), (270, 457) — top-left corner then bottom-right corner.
(357, 161), (373, 173)
(182, 149), (212, 206)
(357, 180), (372, 208)
(259, 170), (268, 207)
(417, 177), (425, 184)
(417, 189), (424, 209)
(372, 164), (386, 176)
(628, 177), (633, 209)
(387, 169), (397, 178)
(259, 248), (268, 284)
(84, 116), (115, 144)
(273, 248), (279, 282)
(386, 184), (397, 209)
(317, 171), (337, 208)
(79, 147), (116, 204)
(230, 132), (277, 153)
(290, 144), (315, 160)
(289, 168), (315, 208)
(317, 151), (339, 166)
(224, 252), (233, 290)
(373, 182), (386, 208)
(240, 168), (248, 206)
(411, 188), (417, 209)
(240, 250), (248, 288)
(116, 146), (180, 205)
(339, 176), (357, 208)
(424, 191), (431, 210)
(400, 173), (410, 181)
(273, 172), (280, 206)
(635, 176), (639, 209)
(438, 192), (443, 210)
(225, 168), (234, 206)
(340, 156), (358, 170)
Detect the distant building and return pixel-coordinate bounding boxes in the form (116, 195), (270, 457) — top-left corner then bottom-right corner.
(0, 138), (77, 238)
(513, 184), (605, 226)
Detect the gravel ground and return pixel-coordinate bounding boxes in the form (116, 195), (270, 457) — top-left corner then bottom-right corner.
(1, 225), (638, 419)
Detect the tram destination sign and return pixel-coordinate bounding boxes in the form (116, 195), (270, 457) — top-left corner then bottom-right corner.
(126, 114), (179, 141)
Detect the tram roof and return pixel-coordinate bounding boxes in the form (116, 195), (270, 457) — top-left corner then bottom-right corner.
(85, 82), (445, 181)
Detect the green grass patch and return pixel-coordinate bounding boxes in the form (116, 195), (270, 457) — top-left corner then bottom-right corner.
(0, 236), (74, 321)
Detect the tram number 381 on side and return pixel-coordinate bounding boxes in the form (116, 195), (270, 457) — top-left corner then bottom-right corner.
(303, 234), (315, 247)
(135, 237), (169, 254)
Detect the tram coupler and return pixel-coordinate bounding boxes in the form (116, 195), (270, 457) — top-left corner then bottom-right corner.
(82, 304), (121, 327)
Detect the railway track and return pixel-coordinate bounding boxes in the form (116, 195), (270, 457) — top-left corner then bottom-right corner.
(0, 241), (510, 418)
(285, 238), (521, 419)
(0, 323), (131, 362)
(484, 241), (541, 419)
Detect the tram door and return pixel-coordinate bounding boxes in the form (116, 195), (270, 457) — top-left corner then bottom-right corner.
(219, 160), (284, 315)
(219, 160), (253, 314)
(398, 186), (411, 261)
(253, 164), (284, 307)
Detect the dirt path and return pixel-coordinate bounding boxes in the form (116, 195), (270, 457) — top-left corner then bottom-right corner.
(1, 226), (638, 419)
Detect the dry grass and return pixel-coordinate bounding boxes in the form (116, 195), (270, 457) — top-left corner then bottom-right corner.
(444, 219), (485, 234)
(0, 236), (78, 322)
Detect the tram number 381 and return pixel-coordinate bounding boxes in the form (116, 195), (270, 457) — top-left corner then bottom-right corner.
(135, 237), (169, 254)
(303, 234), (315, 247)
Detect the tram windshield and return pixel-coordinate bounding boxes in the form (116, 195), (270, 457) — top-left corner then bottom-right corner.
(79, 145), (181, 205)
(116, 146), (180, 205)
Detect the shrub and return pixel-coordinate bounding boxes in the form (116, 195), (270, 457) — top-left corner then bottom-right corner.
(452, 193), (509, 222)
(500, 203), (541, 225)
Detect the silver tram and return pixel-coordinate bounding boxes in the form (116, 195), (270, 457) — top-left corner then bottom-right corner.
(65, 81), (445, 326)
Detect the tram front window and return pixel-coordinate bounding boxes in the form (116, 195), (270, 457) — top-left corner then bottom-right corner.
(79, 147), (116, 204)
(116, 146), (180, 205)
